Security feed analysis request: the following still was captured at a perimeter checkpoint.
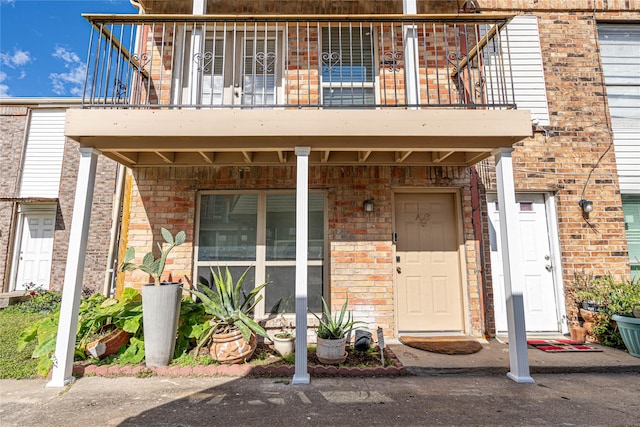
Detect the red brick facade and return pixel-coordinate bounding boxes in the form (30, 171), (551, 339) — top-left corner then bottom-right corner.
(0, 103), (118, 294)
(124, 165), (479, 337)
(118, 0), (639, 338)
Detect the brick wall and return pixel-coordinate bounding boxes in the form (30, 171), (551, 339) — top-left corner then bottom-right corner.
(475, 7), (640, 329)
(51, 143), (119, 294)
(0, 106), (28, 289)
(144, 0), (460, 14)
(0, 104), (119, 293)
(124, 165), (482, 337)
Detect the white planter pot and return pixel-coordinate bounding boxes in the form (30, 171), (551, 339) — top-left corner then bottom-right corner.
(272, 334), (295, 357)
(142, 283), (182, 367)
(316, 336), (347, 364)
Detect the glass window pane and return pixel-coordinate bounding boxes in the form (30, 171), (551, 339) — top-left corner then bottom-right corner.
(198, 194), (257, 261)
(322, 87), (375, 107)
(267, 193), (324, 260)
(197, 265), (255, 304)
(622, 194), (640, 281)
(265, 266), (323, 314)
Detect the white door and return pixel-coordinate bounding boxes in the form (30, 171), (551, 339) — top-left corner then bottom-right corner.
(395, 193), (464, 333)
(488, 194), (559, 332)
(14, 213), (55, 290)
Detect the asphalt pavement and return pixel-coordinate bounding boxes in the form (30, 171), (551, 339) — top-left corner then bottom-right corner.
(2, 338), (639, 426)
(1, 373), (639, 426)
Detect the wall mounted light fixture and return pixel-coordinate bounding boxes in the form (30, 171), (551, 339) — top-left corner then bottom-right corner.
(363, 199), (375, 213)
(579, 199), (593, 214)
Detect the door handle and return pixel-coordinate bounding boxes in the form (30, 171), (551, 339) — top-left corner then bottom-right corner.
(545, 264), (553, 272)
(396, 266), (402, 274)
(234, 84), (240, 98)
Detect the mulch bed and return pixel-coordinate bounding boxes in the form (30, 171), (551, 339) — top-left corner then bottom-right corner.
(71, 345), (406, 379)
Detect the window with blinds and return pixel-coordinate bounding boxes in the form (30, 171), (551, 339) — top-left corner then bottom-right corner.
(321, 26), (376, 107)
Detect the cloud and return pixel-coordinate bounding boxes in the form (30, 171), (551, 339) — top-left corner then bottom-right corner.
(0, 71), (10, 97)
(0, 48), (32, 68)
(0, 0), (16, 5)
(49, 46), (86, 96)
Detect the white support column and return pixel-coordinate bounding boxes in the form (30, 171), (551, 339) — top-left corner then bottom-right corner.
(188, 0), (206, 104)
(48, 147), (100, 388)
(493, 147), (534, 384)
(403, 0), (417, 13)
(403, 0), (420, 108)
(292, 146), (311, 385)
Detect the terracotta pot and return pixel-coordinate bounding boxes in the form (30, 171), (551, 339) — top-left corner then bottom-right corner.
(210, 329), (257, 364)
(86, 327), (130, 359)
(579, 308), (597, 323)
(569, 326), (586, 344)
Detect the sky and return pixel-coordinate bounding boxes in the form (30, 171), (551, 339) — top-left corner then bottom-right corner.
(0, 0), (137, 98)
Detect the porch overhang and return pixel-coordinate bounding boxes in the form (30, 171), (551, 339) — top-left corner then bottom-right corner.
(66, 108), (532, 168)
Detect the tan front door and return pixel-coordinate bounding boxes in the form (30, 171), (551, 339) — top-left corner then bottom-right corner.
(395, 193), (464, 333)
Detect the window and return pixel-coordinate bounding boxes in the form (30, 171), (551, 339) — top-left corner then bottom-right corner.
(321, 26), (375, 107)
(622, 195), (640, 281)
(177, 29), (282, 106)
(598, 24), (640, 192)
(196, 192), (325, 316)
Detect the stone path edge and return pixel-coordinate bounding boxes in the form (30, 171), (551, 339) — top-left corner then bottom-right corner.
(69, 347), (407, 379)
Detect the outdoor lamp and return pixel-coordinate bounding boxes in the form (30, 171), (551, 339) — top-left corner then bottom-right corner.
(579, 199), (593, 213)
(363, 199), (374, 213)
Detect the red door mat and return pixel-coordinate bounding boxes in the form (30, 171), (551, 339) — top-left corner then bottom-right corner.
(527, 339), (602, 352)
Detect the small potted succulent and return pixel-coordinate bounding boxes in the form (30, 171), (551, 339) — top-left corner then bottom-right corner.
(121, 227), (186, 367)
(311, 296), (362, 364)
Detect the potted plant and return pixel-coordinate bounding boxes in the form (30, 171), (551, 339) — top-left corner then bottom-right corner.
(272, 309), (295, 357)
(121, 227), (186, 367)
(311, 297), (362, 364)
(187, 267), (269, 364)
(610, 279), (640, 358)
(574, 272), (610, 321)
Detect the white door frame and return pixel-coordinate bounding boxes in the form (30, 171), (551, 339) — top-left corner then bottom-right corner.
(391, 188), (470, 337)
(488, 191), (567, 334)
(9, 203), (57, 291)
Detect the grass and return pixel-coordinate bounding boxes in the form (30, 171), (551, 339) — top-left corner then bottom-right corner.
(0, 310), (49, 379)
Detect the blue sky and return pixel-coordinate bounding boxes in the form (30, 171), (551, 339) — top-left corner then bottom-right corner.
(0, 0), (137, 98)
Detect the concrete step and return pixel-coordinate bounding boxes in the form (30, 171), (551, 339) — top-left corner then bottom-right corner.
(0, 291), (30, 308)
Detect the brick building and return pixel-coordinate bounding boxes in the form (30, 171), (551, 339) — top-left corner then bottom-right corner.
(49, 0), (639, 384)
(0, 99), (119, 295)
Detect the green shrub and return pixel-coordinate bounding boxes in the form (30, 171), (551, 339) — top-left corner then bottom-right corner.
(3, 289), (61, 315)
(578, 275), (640, 348)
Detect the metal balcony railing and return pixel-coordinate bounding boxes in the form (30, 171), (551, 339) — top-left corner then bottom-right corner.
(81, 14), (517, 110)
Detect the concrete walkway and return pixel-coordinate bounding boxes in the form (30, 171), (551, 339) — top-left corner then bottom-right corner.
(389, 337), (640, 375)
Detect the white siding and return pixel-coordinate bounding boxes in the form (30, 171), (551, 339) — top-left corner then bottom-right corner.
(19, 110), (66, 198)
(599, 24), (640, 193)
(485, 16), (550, 125)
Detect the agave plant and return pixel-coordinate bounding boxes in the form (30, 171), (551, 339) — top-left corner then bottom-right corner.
(187, 267), (269, 353)
(311, 296), (362, 340)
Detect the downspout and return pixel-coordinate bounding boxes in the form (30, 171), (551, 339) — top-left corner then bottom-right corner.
(103, 164), (126, 297)
(470, 167), (488, 338)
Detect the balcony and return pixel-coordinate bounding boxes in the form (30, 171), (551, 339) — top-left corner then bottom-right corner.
(66, 14), (532, 167)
